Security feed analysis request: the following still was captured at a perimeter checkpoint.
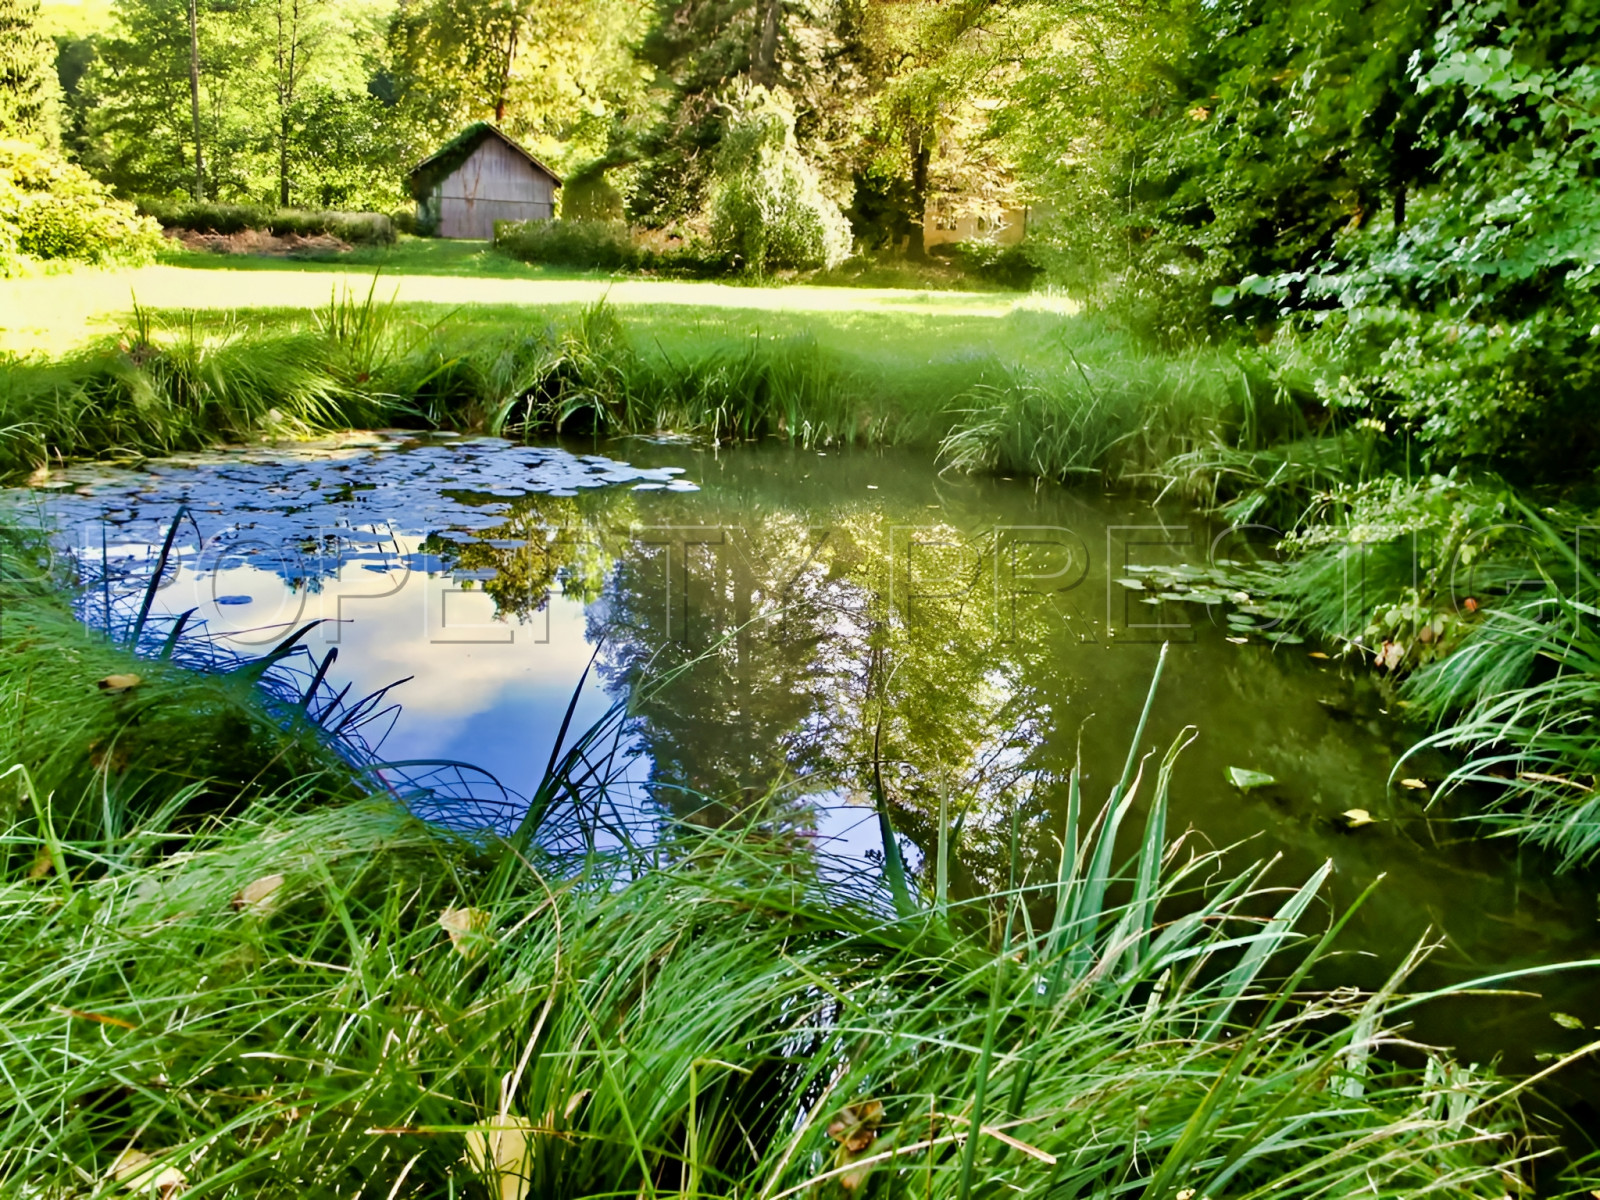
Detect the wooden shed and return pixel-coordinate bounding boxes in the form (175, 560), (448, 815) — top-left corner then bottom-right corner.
(408, 124), (562, 240)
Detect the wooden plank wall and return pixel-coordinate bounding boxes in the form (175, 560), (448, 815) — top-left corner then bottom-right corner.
(437, 139), (557, 239)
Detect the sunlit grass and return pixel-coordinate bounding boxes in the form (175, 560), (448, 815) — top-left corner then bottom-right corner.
(0, 250), (1055, 355)
(1, 609), (1585, 1197)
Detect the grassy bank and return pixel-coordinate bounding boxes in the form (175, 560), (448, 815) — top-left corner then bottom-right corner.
(0, 292), (1251, 483)
(4, 565), (1596, 1194)
(2, 291), (1597, 867)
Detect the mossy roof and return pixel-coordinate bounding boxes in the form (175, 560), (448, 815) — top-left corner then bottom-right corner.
(407, 123), (564, 200)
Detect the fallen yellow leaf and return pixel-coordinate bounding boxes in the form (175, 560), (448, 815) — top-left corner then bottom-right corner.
(1399, 778), (1429, 790)
(1342, 809), (1375, 829)
(233, 873), (286, 916)
(1307, 651), (1330, 660)
(439, 906), (492, 956)
(97, 674), (143, 694)
(109, 1148), (188, 1195)
(462, 1115), (537, 1200)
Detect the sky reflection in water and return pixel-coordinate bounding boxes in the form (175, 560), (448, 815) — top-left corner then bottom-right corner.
(32, 433), (1600, 1081)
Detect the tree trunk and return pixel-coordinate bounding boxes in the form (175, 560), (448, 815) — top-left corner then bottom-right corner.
(275, 0), (300, 206)
(753, 0), (781, 86)
(187, 0), (204, 200)
(279, 112), (291, 206)
(495, 24), (517, 123)
(906, 129), (930, 261)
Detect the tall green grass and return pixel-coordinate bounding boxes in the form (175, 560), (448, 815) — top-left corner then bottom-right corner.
(0, 289), (1257, 487)
(2, 614), (1594, 1197)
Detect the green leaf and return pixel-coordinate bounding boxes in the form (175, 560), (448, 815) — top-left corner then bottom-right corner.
(1226, 766), (1276, 791)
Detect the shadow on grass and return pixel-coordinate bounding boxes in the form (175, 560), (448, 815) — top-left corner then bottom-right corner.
(155, 236), (611, 282)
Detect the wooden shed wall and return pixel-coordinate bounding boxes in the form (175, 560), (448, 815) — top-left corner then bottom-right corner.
(434, 139), (556, 239)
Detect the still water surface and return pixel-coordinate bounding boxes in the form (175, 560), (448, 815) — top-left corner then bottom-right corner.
(30, 433), (1600, 1120)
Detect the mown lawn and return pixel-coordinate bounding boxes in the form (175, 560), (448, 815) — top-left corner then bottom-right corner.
(0, 239), (1062, 354)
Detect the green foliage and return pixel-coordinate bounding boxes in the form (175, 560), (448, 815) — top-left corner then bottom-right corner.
(383, 0), (647, 177)
(137, 197), (397, 244)
(1284, 0), (1600, 473)
(708, 85), (852, 274)
(0, 601), (1573, 1194)
(494, 217), (645, 270)
(0, 138), (160, 268)
(946, 239), (1041, 289)
(0, 0), (56, 142)
(82, 0), (408, 210)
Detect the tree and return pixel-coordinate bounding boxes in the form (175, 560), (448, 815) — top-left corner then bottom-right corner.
(385, 0), (648, 171)
(707, 83), (851, 272)
(626, 0), (862, 224)
(0, 0), (58, 142)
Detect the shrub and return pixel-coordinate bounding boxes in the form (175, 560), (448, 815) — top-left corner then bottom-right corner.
(0, 139), (162, 269)
(137, 198), (396, 245)
(708, 84), (851, 275)
(948, 239), (1043, 290)
(493, 217), (643, 270)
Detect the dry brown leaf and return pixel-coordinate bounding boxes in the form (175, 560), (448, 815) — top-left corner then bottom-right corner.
(439, 906), (492, 957)
(28, 846), (52, 880)
(52, 1004), (139, 1030)
(462, 1116), (537, 1200)
(828, 1099), (886, 1186)
(108, 1148), (188, 1195)
(233, 873), (286, 916)
(562, 1089), (591, 1120)
(97, 674), (143, 694)
(827, 1100), (884, 1150)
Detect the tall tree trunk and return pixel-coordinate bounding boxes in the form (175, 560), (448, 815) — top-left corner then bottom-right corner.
(279, 111), (291, 205)
(753, 0), (781, 86)
(495, 24), (517, 123)
(187, 0), (204, 199)
(275, 0), (299, 206)
(906, 128), (930, 261)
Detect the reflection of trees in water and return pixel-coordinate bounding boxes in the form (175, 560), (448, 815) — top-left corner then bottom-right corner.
(421, 491), (637, 621)
(584, 500), (1072, 891)
(418, 485), (1085, 892)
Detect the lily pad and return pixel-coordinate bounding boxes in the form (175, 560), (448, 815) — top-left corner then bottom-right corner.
(1226, 766), (1276, 791)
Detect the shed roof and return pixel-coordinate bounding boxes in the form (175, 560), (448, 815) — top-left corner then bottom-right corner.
(407, 123), (564, 199)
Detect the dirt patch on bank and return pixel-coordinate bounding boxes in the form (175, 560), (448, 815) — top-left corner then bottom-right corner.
(169, 228), (353, 256)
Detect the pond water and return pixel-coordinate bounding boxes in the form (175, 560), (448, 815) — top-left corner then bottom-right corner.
(25, 434), (1600, 1125)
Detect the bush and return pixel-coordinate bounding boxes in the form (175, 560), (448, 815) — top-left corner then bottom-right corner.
(0, 140), (162, 269)
(948, 240), (1044, 290)
(137, 198), (396, 245)
(708, 85), (851, 275)
(493, 217), (644, 270)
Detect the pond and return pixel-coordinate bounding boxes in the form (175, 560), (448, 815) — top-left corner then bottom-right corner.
(25, 434), (1600, 1126)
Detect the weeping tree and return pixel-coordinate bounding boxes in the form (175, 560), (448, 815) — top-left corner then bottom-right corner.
(708, 83), (852, 273)
(0, 0), (57, 143)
